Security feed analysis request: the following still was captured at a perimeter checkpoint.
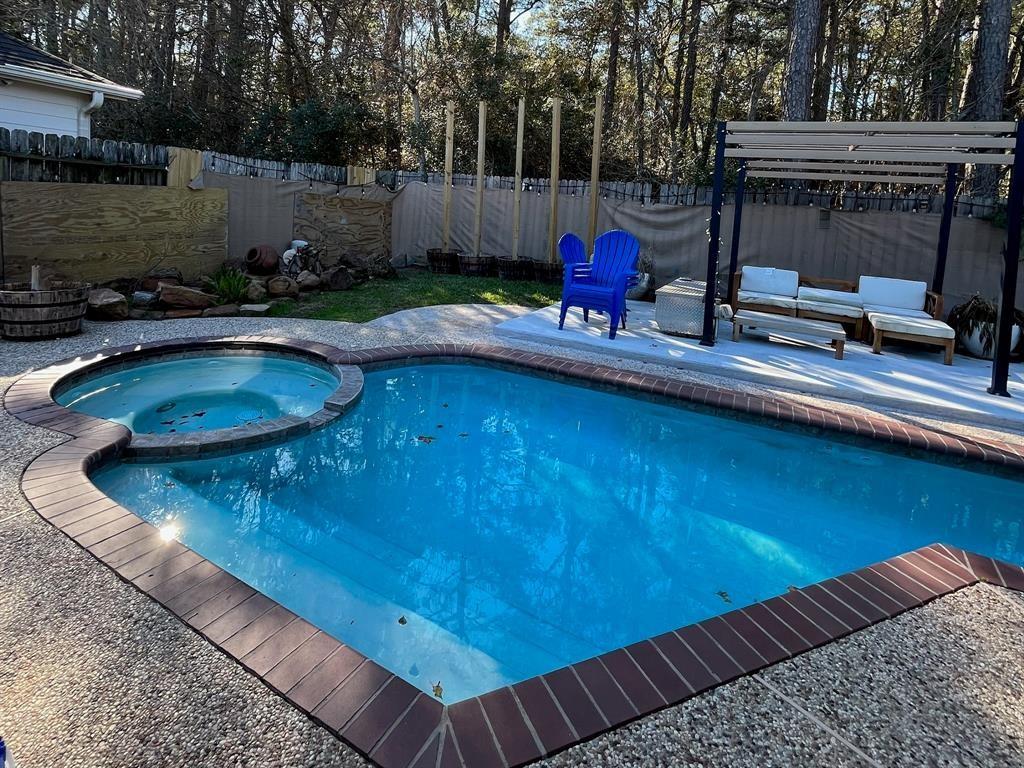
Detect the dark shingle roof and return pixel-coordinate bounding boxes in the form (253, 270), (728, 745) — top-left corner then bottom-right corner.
(0, 31), (116, 86)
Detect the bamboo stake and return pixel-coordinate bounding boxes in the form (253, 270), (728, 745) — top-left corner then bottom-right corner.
(512, 97), (525, 260)
(548, 97), (562, 264)
(443, 101), (455, 251)
(588, 93), (604, 253)
(473, 100), (487, 257)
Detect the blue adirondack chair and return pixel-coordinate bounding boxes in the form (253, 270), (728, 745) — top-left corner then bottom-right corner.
(558, 232), (588, 269)
(558, 230), (640, 339)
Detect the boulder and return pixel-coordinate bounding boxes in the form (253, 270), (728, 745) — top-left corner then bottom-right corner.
(128, 309), (165, 321)
(131, 290), (159, 308)
(158, 283), (217, 309)
(296, 270), (321, 291)
(322, 266), (355, 291)
(239, 303), (270, 316)
(99, 277), (136, 295)
(164, 308), (204, 319)
(266, 275), (299, 298)
(87, 288), (129, 320)
(202, 304), (239, 317)
(245, 280), (268, 302)
(140, 267), (183, 293)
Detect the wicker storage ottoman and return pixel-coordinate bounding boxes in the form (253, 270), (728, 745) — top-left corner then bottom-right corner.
(655, 278), (718, 338)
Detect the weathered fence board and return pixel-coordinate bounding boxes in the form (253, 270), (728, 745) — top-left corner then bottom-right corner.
(292, 192), (391, 266)
(0, 128), (168, 185)
(1, 182), (227, 283)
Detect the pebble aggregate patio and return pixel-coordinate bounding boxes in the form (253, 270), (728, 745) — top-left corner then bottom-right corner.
(2, 308), (1023, 767)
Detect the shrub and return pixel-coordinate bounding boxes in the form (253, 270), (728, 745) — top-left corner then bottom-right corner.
(208, 267), (250, 304)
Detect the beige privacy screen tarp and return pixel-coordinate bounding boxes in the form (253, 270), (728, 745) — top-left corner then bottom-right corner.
(391, 182), (1018, 308)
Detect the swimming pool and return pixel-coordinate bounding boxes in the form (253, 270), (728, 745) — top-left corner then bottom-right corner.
(90, 362), (1024, 703)
(57, 354), (339, 434)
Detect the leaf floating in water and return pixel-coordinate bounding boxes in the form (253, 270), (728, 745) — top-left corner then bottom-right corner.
(458, 432), (469, 438)
(715, 590), (732, 604)
(193, 410), (206, 417)
(417, 435), (436, 444)
(160, 420), (175, 426)
(156, 401), (176, 413)
(441, 403), (449, 408)
(432, 681), (443, 699)
(398, 615), (408, 625)
(436, 424), (444, 429)
(164, 481), (176, 488)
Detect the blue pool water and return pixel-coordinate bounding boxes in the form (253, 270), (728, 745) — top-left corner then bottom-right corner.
(57, 355), (338, 434)
(92, 363), (1023, 701)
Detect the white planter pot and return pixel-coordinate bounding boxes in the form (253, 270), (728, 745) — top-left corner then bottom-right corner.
(959, 324), (1021, 359)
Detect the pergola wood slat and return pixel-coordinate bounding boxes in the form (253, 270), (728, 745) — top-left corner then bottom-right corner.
(746, 160), (945, 173)
(747, 170), (945, 184)
(726, 147), (1014, 165)
(727, 120), (1017, 134)
(727, 133), (1016, 149)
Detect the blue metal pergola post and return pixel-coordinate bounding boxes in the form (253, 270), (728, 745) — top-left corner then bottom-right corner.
(931, 163), (958, 295)
(701, 121), (728, 347)
(728, 160), (747, 294)
(988, 120), (1024, 397)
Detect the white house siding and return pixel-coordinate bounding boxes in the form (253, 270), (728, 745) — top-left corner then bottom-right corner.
(0, 80), (91, 137)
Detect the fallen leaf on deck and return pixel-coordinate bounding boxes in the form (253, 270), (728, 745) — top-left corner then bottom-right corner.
(716, 590), (732, 603)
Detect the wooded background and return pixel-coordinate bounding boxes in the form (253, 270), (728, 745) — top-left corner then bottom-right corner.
(2, 0), (1021, 197)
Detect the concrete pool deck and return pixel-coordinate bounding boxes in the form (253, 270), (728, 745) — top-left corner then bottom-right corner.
(2, 311), (1024, 767)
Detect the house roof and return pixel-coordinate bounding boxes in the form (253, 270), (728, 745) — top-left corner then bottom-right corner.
(0, 32), (143, 100)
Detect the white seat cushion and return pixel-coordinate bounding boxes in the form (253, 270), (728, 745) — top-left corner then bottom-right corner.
(797, 299), (863, 319)
(737, 290), (798, 310)
(797, 287), (862, 307)
(868, 312), (954, 339)
(859, 276), (927, 311)
(741, 266), (799, 298)
(863, 303), (931, 319)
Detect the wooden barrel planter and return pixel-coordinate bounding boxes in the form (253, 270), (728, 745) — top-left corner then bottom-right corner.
(459, 254), (497, 277)
(426, 248), (461, 274)
(1, 281), (90, 340)
(533, 261), (565, 285)
(496, 257), (535, 281)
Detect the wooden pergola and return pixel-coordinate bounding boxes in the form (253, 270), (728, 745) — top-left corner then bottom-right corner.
(701, 120), (1024, 397)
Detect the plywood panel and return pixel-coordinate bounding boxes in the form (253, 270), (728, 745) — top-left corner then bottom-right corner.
(1, 182), (227, 283)
(292, 193), (391, 266)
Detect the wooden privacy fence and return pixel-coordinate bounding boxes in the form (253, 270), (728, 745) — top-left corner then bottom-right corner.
(0, 127), (168, 184)
(0, 182), (227, 284)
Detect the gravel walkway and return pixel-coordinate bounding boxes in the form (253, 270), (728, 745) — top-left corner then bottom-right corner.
(1, 310), (1022, 767)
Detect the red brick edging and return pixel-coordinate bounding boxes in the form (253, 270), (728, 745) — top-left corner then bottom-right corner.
(7, 335), (1024, 768)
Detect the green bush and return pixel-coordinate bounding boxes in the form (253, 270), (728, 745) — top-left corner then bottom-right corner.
(208, 267), (250, 304)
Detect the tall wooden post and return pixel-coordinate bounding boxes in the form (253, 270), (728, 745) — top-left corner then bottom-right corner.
(700, 121), (728, 347)
(931, 163), (958, 295)
(588, 93), (604, 254)
(442, 101), (455, 252)
(548, 97), (562, 264)
(728, 161), (747, 292)
(473, 101), (487, 256)
(512, 98), (525, 260)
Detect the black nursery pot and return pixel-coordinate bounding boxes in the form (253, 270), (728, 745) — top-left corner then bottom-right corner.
(533, 261), (564, 285)
(427, 248), (461, 274)
(459, 254), (498, 277)
(496, 257), (535, 281)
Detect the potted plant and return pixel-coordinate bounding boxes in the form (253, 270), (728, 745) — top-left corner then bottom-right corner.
(426, 248), (461, 274)
(626, 252), (655, 300)
(458, 252), (498, 277)
(0, 266), (90, 340)
(496, 255), (535, 281)
(947, 294), (1024, 359)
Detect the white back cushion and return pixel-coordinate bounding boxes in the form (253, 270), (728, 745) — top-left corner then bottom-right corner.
(858, 276), (927, 311)
(741, 266), (799, 297)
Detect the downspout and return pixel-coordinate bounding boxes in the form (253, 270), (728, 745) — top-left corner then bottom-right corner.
(78, 90), (104, 137)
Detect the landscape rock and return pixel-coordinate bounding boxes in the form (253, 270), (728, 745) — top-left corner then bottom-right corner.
(296, 270), (321, 291)
(86, 288), (129, 320)
(140, 267), (183, 292)
(335, 250), (394, 278)
(245, 280), (268, 302)
(128, 308), (165, 321)
(266, 275), (299, 298)
(202, 304), (240, 317)
(99, 277), (136, 295)
(321, 266), (355, 291)
(164, 308), (204, 319)
(158, 283), (217, 309)
(239, 303), (270, 316)
(131, 290), (159, 308)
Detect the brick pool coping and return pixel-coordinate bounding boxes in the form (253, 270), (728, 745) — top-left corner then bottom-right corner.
(7, 334), (1024, 768)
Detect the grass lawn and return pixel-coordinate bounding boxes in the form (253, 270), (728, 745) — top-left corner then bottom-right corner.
(268, 267), (561, 323)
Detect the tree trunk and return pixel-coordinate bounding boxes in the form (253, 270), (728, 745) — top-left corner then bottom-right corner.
(922, 0), (965, 119)
(632, 0), (645, 175)
(496, 0), (513, 55)
(964, 0), (1012, 196)
(604, 0), (625, 130)
(783, 0), (823, 119)
(811, 0), (838, 119)
(678, 0), (702, 146)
